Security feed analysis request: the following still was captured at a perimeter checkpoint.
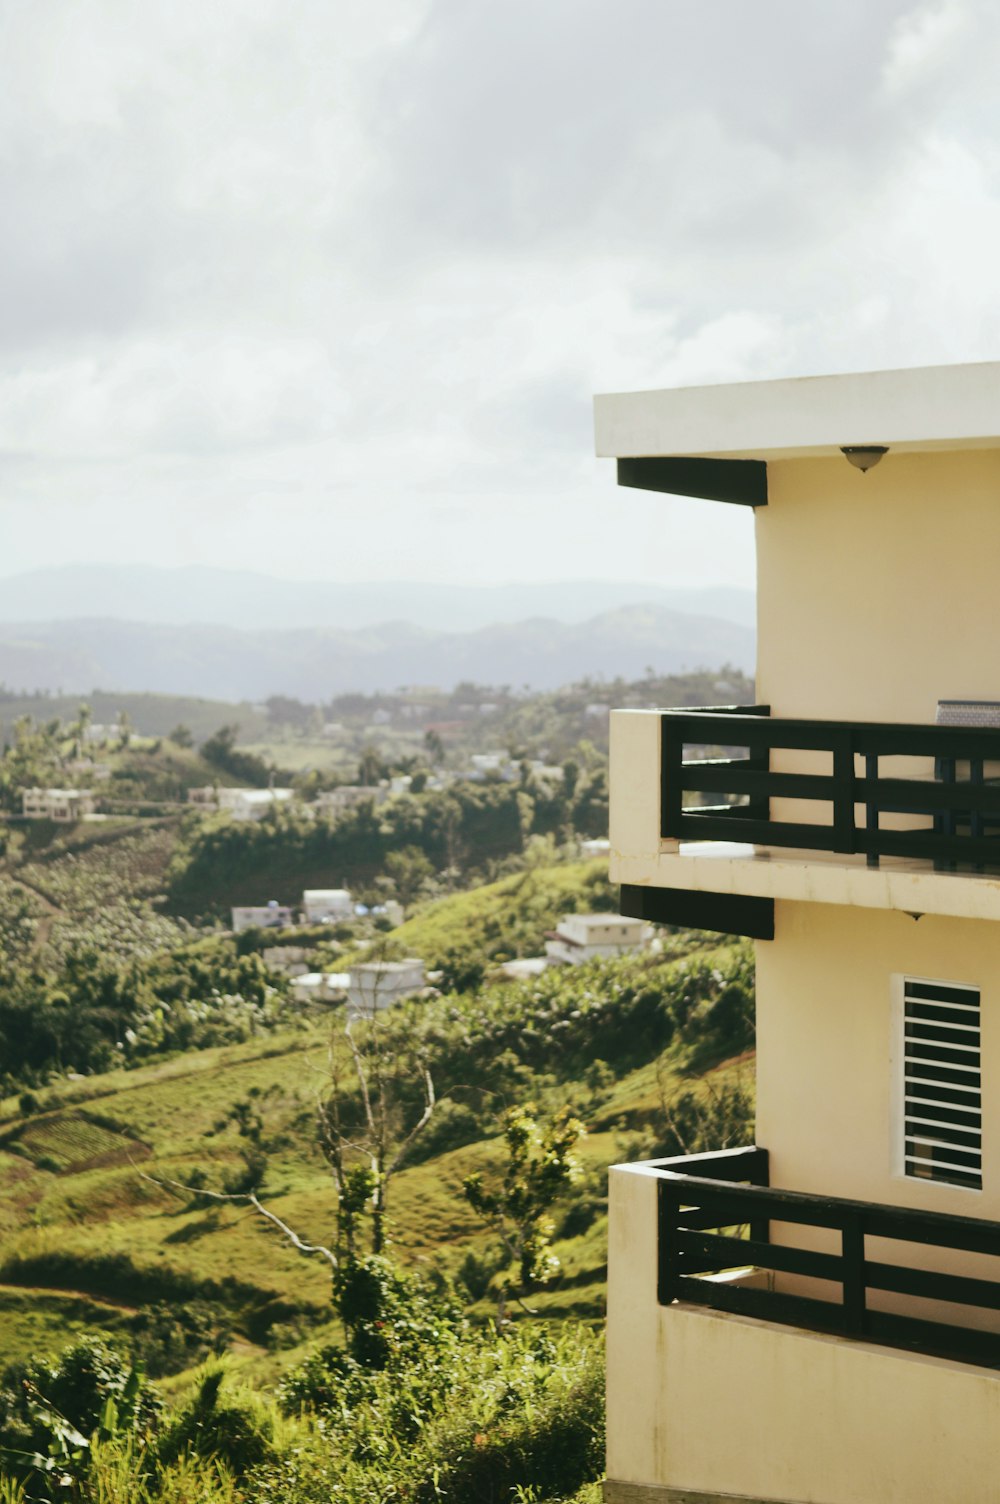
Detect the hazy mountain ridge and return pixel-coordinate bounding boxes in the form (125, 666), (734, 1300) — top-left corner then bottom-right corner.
(0, 604), (753, 699)
(0, 564), (755, 634)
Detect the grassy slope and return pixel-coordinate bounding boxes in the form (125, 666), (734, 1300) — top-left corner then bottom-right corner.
(0, 1002), (750, 1383)
(0, 866), (752, 1389)
(383, 858), (615, 967)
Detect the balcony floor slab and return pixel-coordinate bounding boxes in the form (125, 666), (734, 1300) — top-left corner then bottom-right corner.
(611, 841), (1000, 923)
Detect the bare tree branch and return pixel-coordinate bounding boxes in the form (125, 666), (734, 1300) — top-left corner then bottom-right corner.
(344, 1016), (377, 1138)
(386, 1066), (436, 1177)
(137, 1167), (338, 1270)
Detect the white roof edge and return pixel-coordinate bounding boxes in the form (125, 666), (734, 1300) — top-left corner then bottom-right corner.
(593, 359), (1000, 460)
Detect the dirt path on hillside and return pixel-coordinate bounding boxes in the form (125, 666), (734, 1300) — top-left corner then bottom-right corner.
(0, 1281), (140, 1315)
(6, 874), (65, 956)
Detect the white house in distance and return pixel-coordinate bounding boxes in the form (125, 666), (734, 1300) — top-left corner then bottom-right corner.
(21, 788), (96, 822)
(544, 913), (649, 965)
(346, 958), (426, 1014)
(290, 971), (350, 1004)
(302, 888), (353, 923)
(313, 786), (385, 818)
(598, 360), (1000, 1504)
(231, 901), (294, 934)
(469, 752), (510, 779)
(218, 787), (294, 822)
(579, 836), (611, 860)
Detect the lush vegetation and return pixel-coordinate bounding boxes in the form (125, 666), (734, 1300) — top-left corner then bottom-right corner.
(0, 915), (754, 1500)
(164, 776), (609, 916)
(0, 1323), (603, 1503)
(0, 689), (270, 745)
(0, 668), (760, 1499)
(0, 932), (291, 1093)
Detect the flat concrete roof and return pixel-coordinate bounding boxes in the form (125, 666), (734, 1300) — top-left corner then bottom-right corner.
(594, 360), (1000, 460)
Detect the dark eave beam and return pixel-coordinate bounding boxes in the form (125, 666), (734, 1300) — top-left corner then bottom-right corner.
(617, 455), (768, 508)
(620, 882), (775, 941)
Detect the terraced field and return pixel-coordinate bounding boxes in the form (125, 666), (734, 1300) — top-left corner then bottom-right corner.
(5, 820), (200, 965)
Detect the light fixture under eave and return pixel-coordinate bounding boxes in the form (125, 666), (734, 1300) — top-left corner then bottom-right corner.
(841, 445), (889, 473)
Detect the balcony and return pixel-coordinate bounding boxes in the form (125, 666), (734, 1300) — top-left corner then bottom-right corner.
(606, 1151), (1000, 1504)
(653, 1145), (1000, 1368)
(610, 706), (1000, 929)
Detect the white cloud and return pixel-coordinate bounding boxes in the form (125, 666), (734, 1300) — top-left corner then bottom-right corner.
(2, 0), (1000, 593)
(882, 0), (971, 98)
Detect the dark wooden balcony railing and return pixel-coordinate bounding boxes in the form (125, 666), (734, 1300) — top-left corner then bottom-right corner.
(661, 708), (1000, 868)
(655, 1146), (1000, 1367)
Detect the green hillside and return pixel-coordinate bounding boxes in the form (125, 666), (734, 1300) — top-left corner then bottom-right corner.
(0, 935), (753, 1370)
(0, 690), (268, 744)
(0, 852), (754, 1502)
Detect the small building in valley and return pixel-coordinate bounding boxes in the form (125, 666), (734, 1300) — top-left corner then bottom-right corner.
(346, 958), (426, 1014)
(218, 787), (294, 821)
(21, 787), (96, 822)
(290, 971), (350, 1004)
(302, 888), (354, 923)
(544, 913), (648, 965)
(313, 786), (385, 818)
(231, 901), (294, 934)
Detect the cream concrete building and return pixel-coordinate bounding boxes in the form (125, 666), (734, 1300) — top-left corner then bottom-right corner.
(21, 787), (96, 821)
(596, 361), (1000, 1504)
(217, 787), (294, 821)
(346, 958), (426, 1014)
(313, 785), (386, 818)
(544, 912), (649, 965)
(302, 888), (354, 923)
(230, 902), (294, 934)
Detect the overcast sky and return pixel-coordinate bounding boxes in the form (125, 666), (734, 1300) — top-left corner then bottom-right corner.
(3, 0), (1000, 589)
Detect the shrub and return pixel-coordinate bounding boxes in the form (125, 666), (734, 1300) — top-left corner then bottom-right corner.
(157, 1364), (276, 1479)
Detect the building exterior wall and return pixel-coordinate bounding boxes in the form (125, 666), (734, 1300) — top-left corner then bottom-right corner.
(231, 905), (294, 933)
(756, 450), (1000, 724)
(21, 789), (95, 821)
(302, 890), (353, 922)
(601, 382), (1000, 1502)
(606, 1163), (1000, 1504)
(346, 960), (425, 1012)
(757, 901), (1000, 1218)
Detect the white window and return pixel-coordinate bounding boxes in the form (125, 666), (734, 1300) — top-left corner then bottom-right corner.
(899, 977), (981, 1191)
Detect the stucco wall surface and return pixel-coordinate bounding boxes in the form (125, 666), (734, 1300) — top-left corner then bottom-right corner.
(757, 901), (1000, 1218)
(756, 450), (1000, 725)
(606, 1164), (1000, 1504)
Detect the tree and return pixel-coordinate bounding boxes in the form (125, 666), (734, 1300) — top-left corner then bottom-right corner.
(318, 994), (436, 1258)
(142, 982), (437, 1352)
(201, 724), (272, 786)
(168, 723), (193, 748)
(383, 845), (434, 908)
(74, 701), (93, 757)
(424, 728), (445, 765)
(561, 758), (580, 803)
(357, 744), (385, 786)
(463, 1103), (584, 1321)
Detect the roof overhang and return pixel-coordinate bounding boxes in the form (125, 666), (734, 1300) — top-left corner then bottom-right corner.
(594, 360), (1000, 465)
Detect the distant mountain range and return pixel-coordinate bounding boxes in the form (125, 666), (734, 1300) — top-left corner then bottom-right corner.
(0, 605), (754, 700)
(0, 565), (755, 635)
